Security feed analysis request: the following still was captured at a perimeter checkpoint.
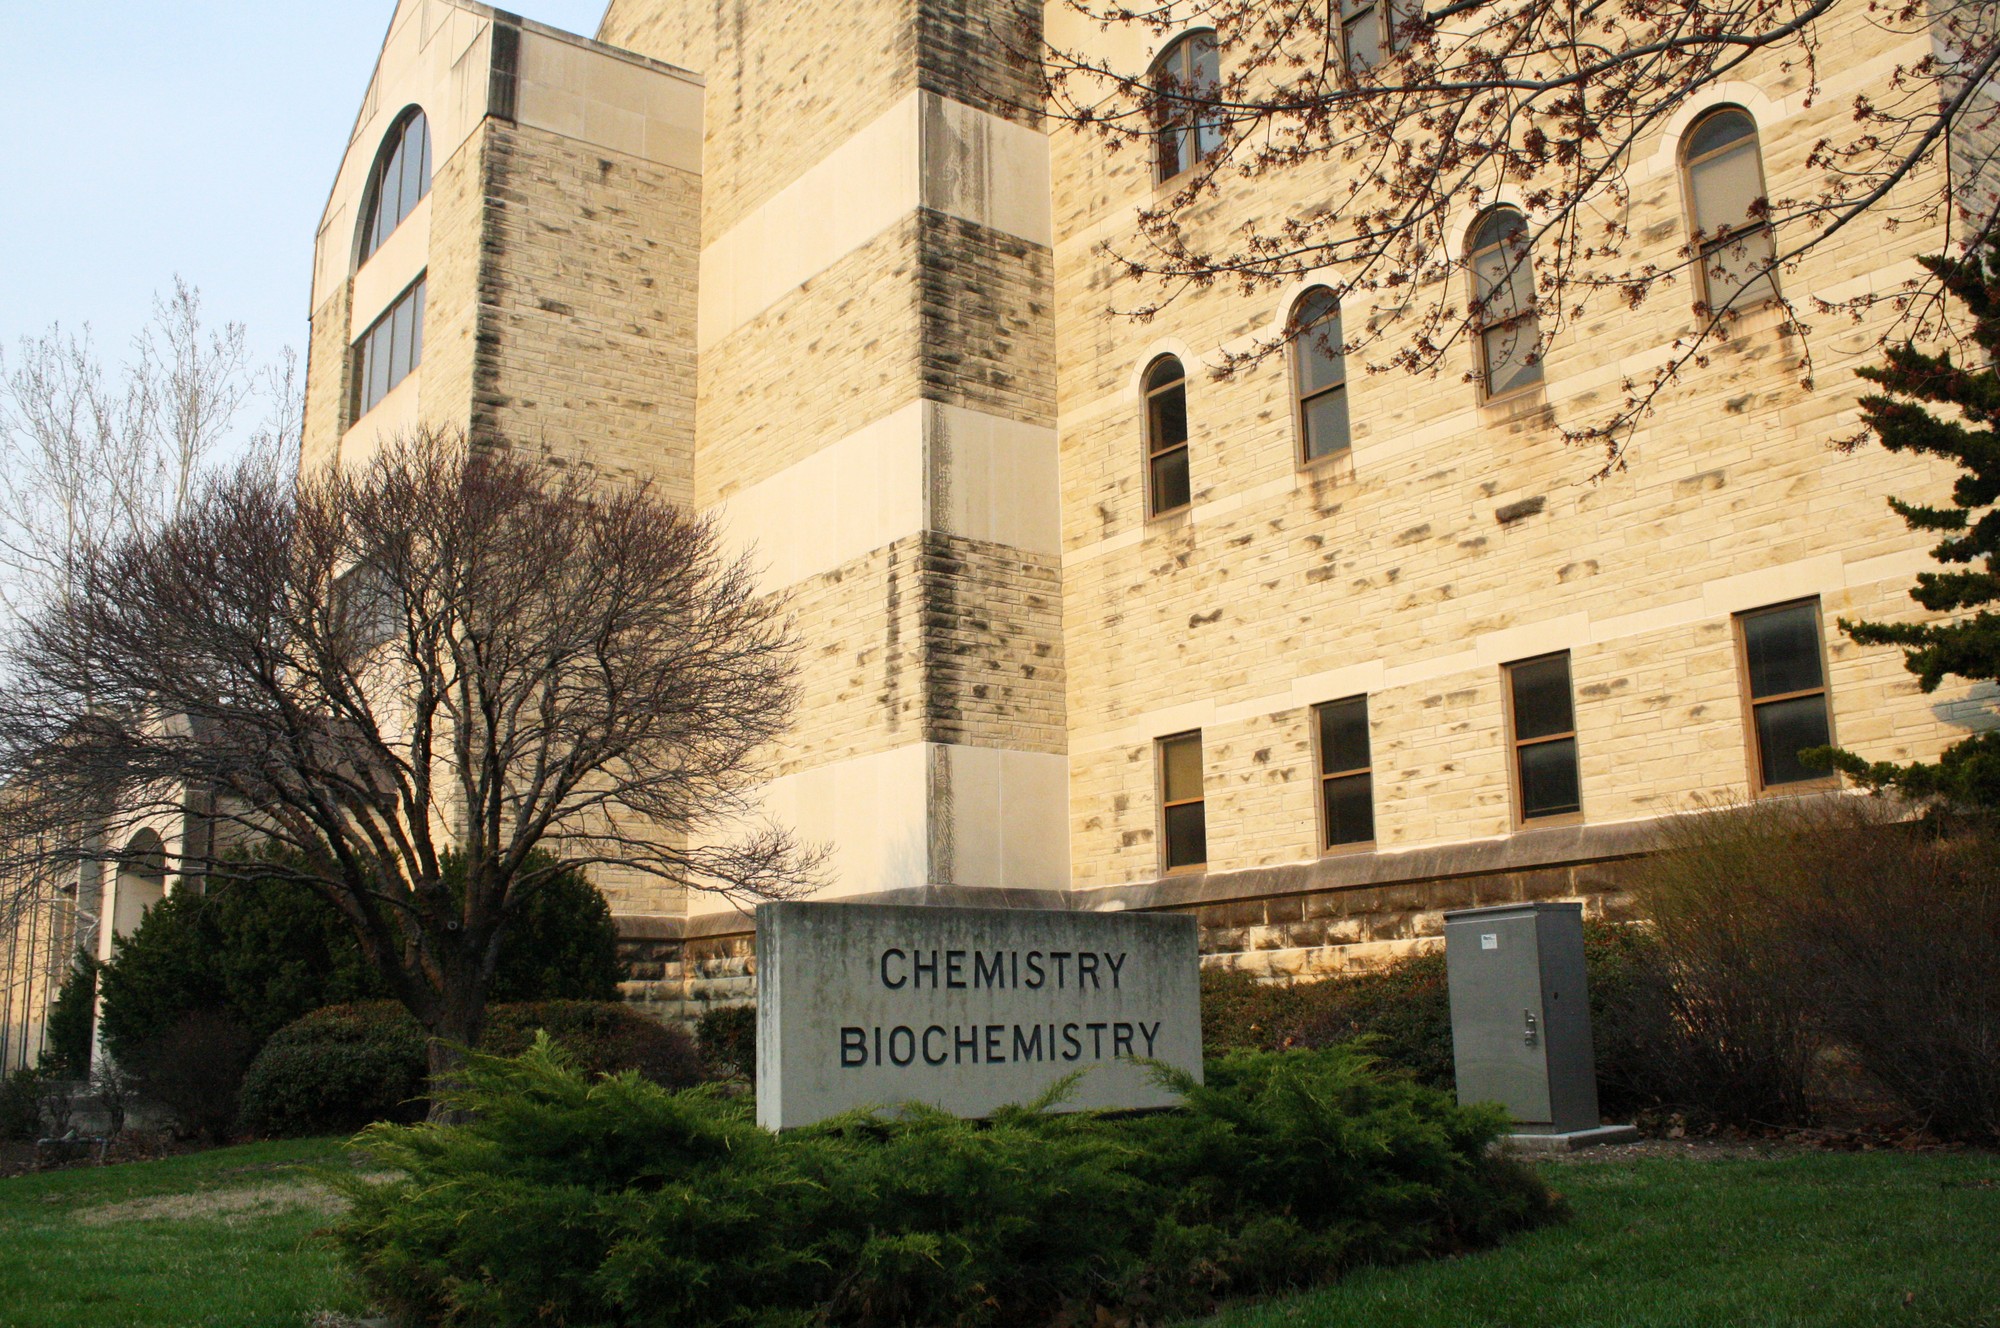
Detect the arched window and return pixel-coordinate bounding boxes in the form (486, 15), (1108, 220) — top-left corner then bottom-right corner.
(1144, 356), (1192, 516)
(1682, 107), (1777, 310)
(359, 108), (433, 264)
(1151, 31), (1222, 185)
(1291, 288), (1350, 463)
(1468, 208), (1543, 398)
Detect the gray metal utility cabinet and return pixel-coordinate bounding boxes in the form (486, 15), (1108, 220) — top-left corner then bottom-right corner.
(1444, 902), (1600, 1135)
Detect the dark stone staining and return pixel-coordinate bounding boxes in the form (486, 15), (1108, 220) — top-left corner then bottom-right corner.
(1495, 495), (1547, 525)
(1675, 469), (1727, 495)
(1189, 609), (1223, 627)
(1557, 560), (1600, 583)
(916, 0), (1044, 126)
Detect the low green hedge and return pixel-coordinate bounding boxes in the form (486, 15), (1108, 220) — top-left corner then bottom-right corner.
(334, 1039), (1558, 1328)
(237, 1000), (704, 1137)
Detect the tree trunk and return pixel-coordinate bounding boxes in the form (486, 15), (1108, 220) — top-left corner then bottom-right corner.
(423, 991), (489, 1125)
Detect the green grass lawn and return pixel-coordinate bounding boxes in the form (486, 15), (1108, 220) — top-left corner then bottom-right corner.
(1195, 1149), (2000, 1328)
(0, 1140), (1994, 1327)
(0, 1137), (364, 1328)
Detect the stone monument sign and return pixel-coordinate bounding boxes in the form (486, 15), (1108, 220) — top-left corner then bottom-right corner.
(756, 902), (1202, 1130)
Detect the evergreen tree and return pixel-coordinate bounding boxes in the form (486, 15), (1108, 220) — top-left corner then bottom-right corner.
(1829, 242), (2000, 808)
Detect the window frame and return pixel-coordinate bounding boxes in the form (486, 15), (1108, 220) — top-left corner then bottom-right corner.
(350, 274), (428, 423)
(1313, 696), (1376, 853)
(1503, 651), (1583, 828)
(1157, 730), (1208, 875)
(1144, 355), (1193, 519)
(1150, 30), (1222, 187)
(1467, 207), (1546, 403)
(1290, 288), (1352, 468)
(1679, 105), (1779, 313)
(1734, 598), (1839, 796)
(357, 106), (434, 268)
(1340, 0), (1388, 76)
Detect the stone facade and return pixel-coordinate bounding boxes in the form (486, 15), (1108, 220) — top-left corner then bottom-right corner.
(298, 0), (1994, 1019)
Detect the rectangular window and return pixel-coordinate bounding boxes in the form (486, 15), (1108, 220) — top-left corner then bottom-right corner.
(352, 275), (427, 420)
(1159, 731), (1207, 872)
(1738, 600), (1834, 789)
(1316, 697), (1374, 849)
(1506, 653), (1581, 821)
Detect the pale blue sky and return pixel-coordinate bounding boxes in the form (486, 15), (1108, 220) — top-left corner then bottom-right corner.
(0, 2), (610, 375)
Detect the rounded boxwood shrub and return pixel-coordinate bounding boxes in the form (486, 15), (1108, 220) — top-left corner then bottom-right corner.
(238, 1000), (703, 1137)
(236, 1003), (431, 1137)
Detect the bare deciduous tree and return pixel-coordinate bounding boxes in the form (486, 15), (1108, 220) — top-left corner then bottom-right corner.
(0, 431), (819, 1099)
(0, 279), (294, 621)
(1043, 0), (2000, 470)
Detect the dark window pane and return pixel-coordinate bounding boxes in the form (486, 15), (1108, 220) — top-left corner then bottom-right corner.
(1157, 124), (1186, 181)
(1483, 320), (1544, 396)
(1685, 108), (1756, 164)
(1194, 115), (1224, 160)
(410, 281), (426, 369)
(1145, 355), (1186, 396)
(1296, 308), (1345, 395)
(1162, 734), (1204, 802)
(1165, 801), (1208, 869)
(1324, 772), (1374, 847)
(1755, 695), (1832, 787)
(1302, 387), (1351, 461)
(380, 140), (405, 232)
(367, 322), (392, 412)
(1471, 207), (1526, 258)
(1701, 224), (1778, 309)
(1518, 737), (1581, 819)
(1318, 698), (1371, 774)
(1510, 655), (1574, 741)
(1743, 604), (1823, 698)
(1150, 447), (1190, 514)
(390, 294), (414, 385)
(1189, 33), (1218, 86)
(1149, 382), (1188, 453)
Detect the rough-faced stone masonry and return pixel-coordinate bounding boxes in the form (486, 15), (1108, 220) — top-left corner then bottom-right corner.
(302, 0), (1996, 1014)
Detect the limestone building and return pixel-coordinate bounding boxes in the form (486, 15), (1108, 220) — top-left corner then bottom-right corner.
(303, 0), (1988, 1011)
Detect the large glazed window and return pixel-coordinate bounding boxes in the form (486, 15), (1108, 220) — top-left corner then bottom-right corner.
(1468, 208), (1543, 398)
(1506, 652), (1580, 822)
(1292, 288), (1350, 464)
(1159, 731), (1208, 873)
(1145, 355), (1192, 516)
(1737, 600), (1834, 789)
(1152, 31), (1222, 184)
(352, 276), (426, 420)
(359, 108), (433, 264)
(1683, 107), (1778, 311)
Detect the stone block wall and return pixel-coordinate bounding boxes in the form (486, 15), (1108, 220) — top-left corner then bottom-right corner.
(468, 121), (701, 500)
(1045, 0), (1979, 928)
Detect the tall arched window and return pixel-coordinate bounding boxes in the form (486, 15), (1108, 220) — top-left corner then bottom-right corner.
(359, 108), (433, 264)
(1151, 31), (1222, 185)
(1683, 107), (1777, 310)
(1291, 288), (1350, 463)
(1145, 356), (1192, 516)
(1468, 208), (1543, 398)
